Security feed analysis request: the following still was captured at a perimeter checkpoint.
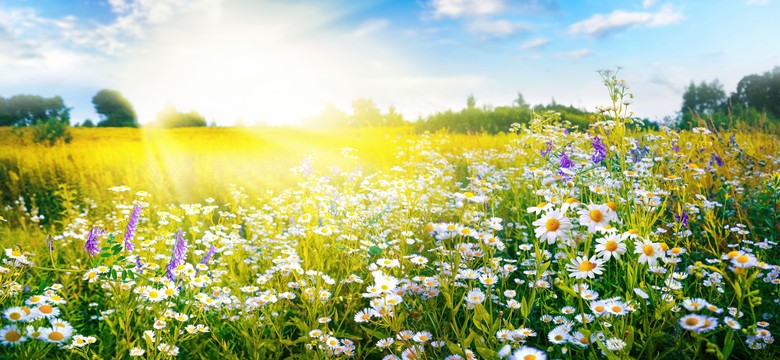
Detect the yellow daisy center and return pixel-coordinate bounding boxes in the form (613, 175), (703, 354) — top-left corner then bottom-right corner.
(39, 305), (53, 314)
(545, 218), (561, 232)
(605, 241), (618, 252)
(643, 244), (655, 256)
(11, 250), (21, 257)
(736, 255), (750, 263)
(524, 355), (537, 360)
(9, 312), (21, 321)
(589, 209), (603, 222)
(4, 330), (21, 342)
(579, 261), (596, 272)
(48, 331), (64, 341)
(606, 202), (617, 212)
(685, 317), (699, 326)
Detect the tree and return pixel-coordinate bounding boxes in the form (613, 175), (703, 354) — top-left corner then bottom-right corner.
(155, 103), (207, 128)
(466, 94), (477, 110)
(82, 119), (95, 127)
(0, 94), (70, 126)
(384, 105), (406, 127)
(513, 91), (529, 109)
(730, 67), (780, 119)
(92, 89), (138, 127)
(679, 80), (727, 129)
(351, 99), (383, 127)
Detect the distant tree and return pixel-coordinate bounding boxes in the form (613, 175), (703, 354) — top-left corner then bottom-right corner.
(82, 119), (95, 127)
(513, 91), (529, 109)
(351, 99), (383, 126)
(155, 103), (207, 128)
(679, 80), (727, 129)
(384, 105), (406, 127)
(730, 67), (780, 119)
(92, 89), (138, 127)
(466, 94), (477, 110)
(0, 94), (70, 126)
(209, 120), (217, 127)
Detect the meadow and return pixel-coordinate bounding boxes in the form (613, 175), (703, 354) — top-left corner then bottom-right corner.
(1, 83), (780, 359)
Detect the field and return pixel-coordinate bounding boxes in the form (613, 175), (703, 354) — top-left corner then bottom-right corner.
(1, 114), (779, 359)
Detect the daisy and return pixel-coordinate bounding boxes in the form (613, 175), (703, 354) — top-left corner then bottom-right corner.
(679, 314), (706, 331)
(3, 307), (27, 322)
(354, 309), (372, 323)
(39, 326), (73, 343)
(594, 234), (626, 261)
(682, 298), (708, 312)
(412, 331), (432, 343)
(606, 301), (629, 316)
(35, 304), (60, 319)
(509, 346), (547, 360)
(731, 253), (758, 268)
(635, 239), (665, 267)
(532, 210), (571, 244)
(566, 255), (605, 279)
(547, 325), (570, 344)
(578, 204), (613, 233)
(605, 337), (626, 351)
(723, 317), (741, 330)
(527, 202), (553, 214)
(0, 325), (26, 346)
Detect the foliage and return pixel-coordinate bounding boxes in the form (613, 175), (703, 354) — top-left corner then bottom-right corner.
(0, 94), (71, 127)
(92, 89), (138, 127)
(155, 104), (207, 128)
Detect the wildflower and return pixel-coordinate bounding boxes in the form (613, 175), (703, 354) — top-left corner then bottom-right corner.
(635, 239), (664, 267)
(124, 204), (142, 251)
(0, 325), (26, 346)
(84, 227), (104, 257)
(594, 234), (626, 261)
(566, 255), (605, 279)
(465, 288), (486, 305)
(560, 151), (574, 169)
(731, 253), (758, 268)
(200, 245), (217, 264)
(35, 304), (60, 319)
(509, 346), (547, 360)
(682, 298), (708, 312)
(723, 317), (741, 330)
(376, 337), (394, 348)
(412, 331), (432, 343)
(129, 347), (146, 356)
(547, 325), (569, 344)
(591, 136), (607, 164)
(604, 337), (626, 351)
(579, 204), (612, 233)
(532, 210), (571, 244)
(39, 326), (73, 343)
(166, 229), (188, 281)
(3, 307), (27, 322)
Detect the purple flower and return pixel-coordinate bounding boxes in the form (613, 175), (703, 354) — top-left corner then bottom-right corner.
(672, 140), (680, 153)
(200, 245), (217, 265)
(84, 227), (104, 256)
(591, 136), (607, 164)
(166, 229), (188, 280)
(675, 211), (689, 228)
(541, 141), (553, 157)
(135, 256), (143, 274)
(559, 151), (574, 169)
(124, 204), (142, 251)
(711, 153), (723, 167)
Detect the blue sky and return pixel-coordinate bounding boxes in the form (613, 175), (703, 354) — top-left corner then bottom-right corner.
(1, 0), (778, 125)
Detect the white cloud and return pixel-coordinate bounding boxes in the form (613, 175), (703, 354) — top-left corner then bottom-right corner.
(569, 4), (684, 38)
(430, 0), (504, 18)
(466, 19), (533, 37)
(520, 37), (549, 50)
(556, 49), (593, 59)
(351, 19), (389, 38)
(642, 0), (657, 8)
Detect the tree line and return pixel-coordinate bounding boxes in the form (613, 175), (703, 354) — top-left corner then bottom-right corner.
(679, 66), (780, 131)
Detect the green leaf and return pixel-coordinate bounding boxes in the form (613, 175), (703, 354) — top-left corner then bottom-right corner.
(99, 253), (111, 258)
(368, 246), (382, 256)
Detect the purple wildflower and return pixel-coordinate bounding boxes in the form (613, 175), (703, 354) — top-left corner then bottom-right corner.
(541, 141), (553, 157)
(135, 256), (143, 274)
(591, 136), (607, 164)
(672, 140), (680, 153)
(675, 211), (689, 228)
(559, 151), (574, 169)
(711, 153), (723, 167)
(84, 227), (104, 256)
(166, 229), (188, 281)
(200, 245), (217, 265)
(124, 204), (142, 251)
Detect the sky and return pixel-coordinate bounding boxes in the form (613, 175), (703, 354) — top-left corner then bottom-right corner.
(0, 0), (778, 126)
